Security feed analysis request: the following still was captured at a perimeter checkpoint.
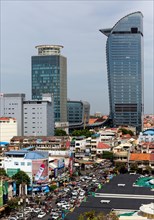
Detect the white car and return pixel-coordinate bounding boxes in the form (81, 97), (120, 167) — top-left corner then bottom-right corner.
(38, 212), (46, 218)
(57, 201), (67, 207)
(80, 191), (85, 196)
(61, 204), (70, 210)
(8, 217), (18, 220)
(51, 213), (59, 219)
(72, 191), (78, 196)
(78, 195), (84, 200)
(33, 207), (41, 213)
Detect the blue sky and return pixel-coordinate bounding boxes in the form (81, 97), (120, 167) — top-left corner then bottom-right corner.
(1, 0), (154, 114)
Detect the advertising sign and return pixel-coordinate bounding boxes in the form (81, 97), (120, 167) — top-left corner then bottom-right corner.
(32, 159), (48, 183)
(12, 182), (16, 196)
(0, 180), (3, 206)
(57, 158), (65, 169)
(3, 181), (8, 204)
(69, 157), (73, 176)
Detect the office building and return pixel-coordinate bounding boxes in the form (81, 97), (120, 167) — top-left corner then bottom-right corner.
(0, 93), (25, 136)
(31, 45), (67, 123)
(23, 94), (54, 136)
(67, 100), (90, 125)
(100, 12), (143, 133)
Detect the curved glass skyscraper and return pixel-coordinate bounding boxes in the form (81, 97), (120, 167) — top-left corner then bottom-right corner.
(100, 12), (143, 133)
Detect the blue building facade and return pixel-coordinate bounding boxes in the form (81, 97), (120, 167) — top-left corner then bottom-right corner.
(100, 12), (144, 133)
(32, 45), (67, 123)
(67, 100), (90, 125)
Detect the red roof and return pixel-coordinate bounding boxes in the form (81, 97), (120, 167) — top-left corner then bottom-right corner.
(89, 118), (98, 124)
(0, 117), (16, 121)
(129, 153), (150, 161)
(150, 153), (154, 161)
(97, 142), (111, 149)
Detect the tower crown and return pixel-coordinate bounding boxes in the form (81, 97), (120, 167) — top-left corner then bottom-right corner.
(35, 45), (64, 55)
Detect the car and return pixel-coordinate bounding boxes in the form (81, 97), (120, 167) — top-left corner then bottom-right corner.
(8, 216), (19, 220)
(51, 213), (59, 220)
(79, 191), (85, 196)
(78, 195), (84, 200)
(33, 207), (41, 213)
(61, 204), (70, 210)
(38, 212), (46, 218)
(57, 201), (67, 207)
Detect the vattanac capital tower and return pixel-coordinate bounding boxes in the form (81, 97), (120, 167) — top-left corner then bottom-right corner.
(100, 12), (144, 133)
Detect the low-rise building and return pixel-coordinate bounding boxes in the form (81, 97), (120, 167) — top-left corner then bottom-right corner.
(129, 153), (154, 170)
(0, 117), (17, 143)
(3, 150), (49, 184)
(138, 128), (154, 143)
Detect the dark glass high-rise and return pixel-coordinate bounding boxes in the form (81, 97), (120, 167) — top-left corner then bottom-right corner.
(100, 12), (143, 133)
(31, 45), (67, 123)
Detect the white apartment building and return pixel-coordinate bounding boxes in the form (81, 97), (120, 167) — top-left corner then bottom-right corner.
(0, 93), (54, 137)
(23, 94), (54, 136)
(0, 93), (25, 136)
(0, 117), (17, 142)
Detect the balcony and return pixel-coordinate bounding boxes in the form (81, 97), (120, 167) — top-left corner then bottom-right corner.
(114, 151), (128, 158)
(75, 152), (85, 157)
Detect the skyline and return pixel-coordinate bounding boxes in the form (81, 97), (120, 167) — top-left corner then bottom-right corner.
(1, 1), (154, 115)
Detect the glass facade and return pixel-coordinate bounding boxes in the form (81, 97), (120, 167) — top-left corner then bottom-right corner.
(67, 101), (90, 125)
(100, 12), (143, 133)
(32, 50), (67, 123)
(67, 101), (83, 124)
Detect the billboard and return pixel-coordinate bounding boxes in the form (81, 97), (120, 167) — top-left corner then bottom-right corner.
(0, 180), (3, 206)
(57, 158), (65, 169)
(32, 159), (48, 184)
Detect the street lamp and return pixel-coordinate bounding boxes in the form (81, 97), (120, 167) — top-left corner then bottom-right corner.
(18, 183), (29, 220)
(18, 197), (29, 219)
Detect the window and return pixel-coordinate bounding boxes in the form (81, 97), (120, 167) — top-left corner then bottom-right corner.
(21, 162), (25, 166)
(14, 162), (19, 166)
(27, 162), (31, 166)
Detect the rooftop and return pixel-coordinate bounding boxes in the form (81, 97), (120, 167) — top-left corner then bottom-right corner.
(66, 174), (154, 219)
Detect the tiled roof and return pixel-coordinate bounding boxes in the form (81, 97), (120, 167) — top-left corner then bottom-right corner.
(0, 117), (16, 121)
(129, 153), (150, 161)
(89, 118), (98, 124)
(97, 142), (111, 149)
(150, 153), (154, 161)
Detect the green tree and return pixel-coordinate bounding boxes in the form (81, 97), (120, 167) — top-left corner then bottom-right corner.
(106, 211), (119, 220)
(118, 128), (133, 136)
(114, 162), (128, 174)
(50, 184), (57, 191)
(55, 129), (67, 136)
(78, 211), (119, 220)
(84, 210), (97, 220)
(12, 170), (30, 186)
(7, 197), (19, 210)
(71, 129), (94, 138)
(0, 168), (8, 177)
(129, 163), (138, 172)
(78, 214), (85, 220)
(144, 165), (152, 175)
(96, 212), (105, 220)
(102, 151), (113, 160)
